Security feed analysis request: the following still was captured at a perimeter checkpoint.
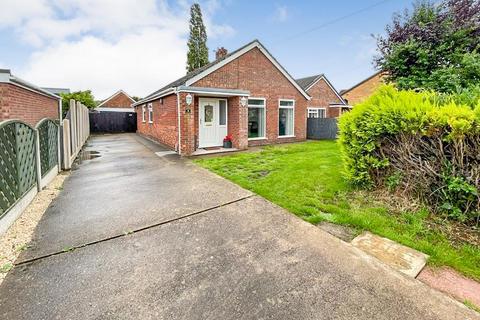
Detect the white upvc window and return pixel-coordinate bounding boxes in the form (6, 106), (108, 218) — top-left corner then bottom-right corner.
(278, 99), (295, 137)
(248, 98), (266, 139)
(142, 105), (146, 122)
(148, 103), (153, 123)
(308, 108), (326, 118)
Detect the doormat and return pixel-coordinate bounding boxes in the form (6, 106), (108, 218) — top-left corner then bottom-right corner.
(204, 147), (221, 151)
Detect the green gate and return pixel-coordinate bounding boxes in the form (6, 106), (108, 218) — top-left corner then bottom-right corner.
(36, 119), (59, 177)
(0, 120), (37, 218)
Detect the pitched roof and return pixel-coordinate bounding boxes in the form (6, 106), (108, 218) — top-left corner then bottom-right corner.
(134, 39), (310, 106)
(295, 74), (346, 105)
(295, 74), (324, 90)
(0, 69), (60, 100)
(340, 70), (385, 95)
(97, 90), (135, 107)
(42, 87), (71, 95)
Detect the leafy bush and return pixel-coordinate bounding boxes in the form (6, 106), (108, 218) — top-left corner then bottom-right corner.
(338, 85), (480, 224)
(434, 85), (480, 109)
(60, 90), (96, 115)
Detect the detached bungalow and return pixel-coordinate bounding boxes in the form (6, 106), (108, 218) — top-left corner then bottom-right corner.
(133, 39), (314, 156)
(296, 74), (349, 118)
(96, 90), (135, 112)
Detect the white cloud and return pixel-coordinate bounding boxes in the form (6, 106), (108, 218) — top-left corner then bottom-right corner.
(1, 0), (234, 99)
(23, 29), (186, 99)
(0, 0), (52, 28)
(207, 22), (236, 38)
(272, 5), (288, 22)
(338, 33), (378, 63)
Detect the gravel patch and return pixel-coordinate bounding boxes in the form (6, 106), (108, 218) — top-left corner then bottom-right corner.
(0, 172), (69, 284)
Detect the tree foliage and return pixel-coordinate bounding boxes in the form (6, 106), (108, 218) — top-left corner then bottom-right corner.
(375, 0), (480, 93)
(60, 90), (96, 114)
(186, 3), (209, 73)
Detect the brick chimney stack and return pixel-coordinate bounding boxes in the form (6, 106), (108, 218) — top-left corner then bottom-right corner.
(215, 47), (228, 60)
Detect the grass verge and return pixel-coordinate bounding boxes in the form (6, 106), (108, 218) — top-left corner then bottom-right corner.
(195, 140), (480, 281)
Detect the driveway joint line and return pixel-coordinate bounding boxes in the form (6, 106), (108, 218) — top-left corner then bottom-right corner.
(14, 194), (254, 267)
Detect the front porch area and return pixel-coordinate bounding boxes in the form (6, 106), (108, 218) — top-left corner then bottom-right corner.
(177, 86), (250, 156)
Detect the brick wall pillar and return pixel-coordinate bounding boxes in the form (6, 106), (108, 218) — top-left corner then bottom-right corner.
(228, 96), (248, 150)
(179, 92), (196, 156)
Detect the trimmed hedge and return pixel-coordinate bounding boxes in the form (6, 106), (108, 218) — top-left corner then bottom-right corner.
(338, 85), (480, 224)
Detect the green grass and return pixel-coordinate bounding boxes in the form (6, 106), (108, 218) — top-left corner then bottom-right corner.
(0, 263), (13, 274)
(464, 300), (480, 313)
(195, 140), (480, 281)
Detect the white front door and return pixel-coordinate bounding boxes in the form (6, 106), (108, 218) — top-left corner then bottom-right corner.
(199, 98), (227, 148)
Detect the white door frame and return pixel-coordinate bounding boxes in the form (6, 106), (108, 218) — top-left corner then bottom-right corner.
(198, 98), (228, 148)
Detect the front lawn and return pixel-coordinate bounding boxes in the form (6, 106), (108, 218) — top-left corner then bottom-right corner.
(195, 141), (480, 281)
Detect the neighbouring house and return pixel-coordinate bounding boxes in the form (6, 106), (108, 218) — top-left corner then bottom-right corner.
(133, 39), (312, 156)
(296, 74), (349, 118)
(340, 71), (386, 105)
(42, 87), (71, 96)
(90, 90), (137, 133)
(0, 69), (61, 126)
(96, 90), (135, 112)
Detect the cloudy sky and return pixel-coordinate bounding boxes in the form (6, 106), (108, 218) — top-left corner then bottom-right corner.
(0, 0), (411, 100)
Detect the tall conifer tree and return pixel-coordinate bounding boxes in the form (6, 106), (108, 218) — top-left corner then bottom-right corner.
(186, 3), (209, 73)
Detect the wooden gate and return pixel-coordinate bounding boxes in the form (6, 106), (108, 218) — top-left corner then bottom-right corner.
(89, 111), (137, 133)
(307, 118), (338, 140)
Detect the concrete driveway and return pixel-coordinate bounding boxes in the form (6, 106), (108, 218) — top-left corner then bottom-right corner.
(0, 134), (477, 319)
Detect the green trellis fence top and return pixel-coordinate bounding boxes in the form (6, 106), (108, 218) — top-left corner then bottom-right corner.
(36, 119), (59, 177)
(0, 120), (37, 218)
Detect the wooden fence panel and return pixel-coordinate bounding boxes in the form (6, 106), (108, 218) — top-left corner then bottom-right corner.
(0, 120), (37, 218)
(36, 119), (59, 177)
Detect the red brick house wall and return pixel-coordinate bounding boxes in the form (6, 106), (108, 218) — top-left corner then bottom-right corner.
(135, 42), (311, 155)
(136, 94), (178, 149)
(192, 47), (308, 147)
(101, 91), (134, 108)
(0, 83), (59, 126)
(305, 78), (344, 118)
(342, 72), (386, 105)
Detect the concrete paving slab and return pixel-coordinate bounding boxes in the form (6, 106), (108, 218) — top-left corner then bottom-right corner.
(1, 196), (477, 319)
(16, 134), (252, 263)
(351, 231), (429, 277)
(317, 221), (357, 242)
(418, 266), (480, 307)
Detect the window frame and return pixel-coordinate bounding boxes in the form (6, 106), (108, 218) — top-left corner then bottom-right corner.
(142, 104), (146, 123)
(247, 97), (267, 140)
(278, 99), (295, 138)
(307, 107), (326, 119)
(218, 98), (228, 127)
(147, 103), (153, 124)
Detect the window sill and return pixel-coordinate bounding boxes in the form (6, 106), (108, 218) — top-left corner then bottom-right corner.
(148, 121), (153, 124)
(278, 135), (295, 138)
(248, 137), (267, 141)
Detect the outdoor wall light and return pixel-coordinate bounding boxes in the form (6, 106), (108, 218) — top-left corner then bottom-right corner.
(186, 93), (193, 106)
(240, 96), (247, 107)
